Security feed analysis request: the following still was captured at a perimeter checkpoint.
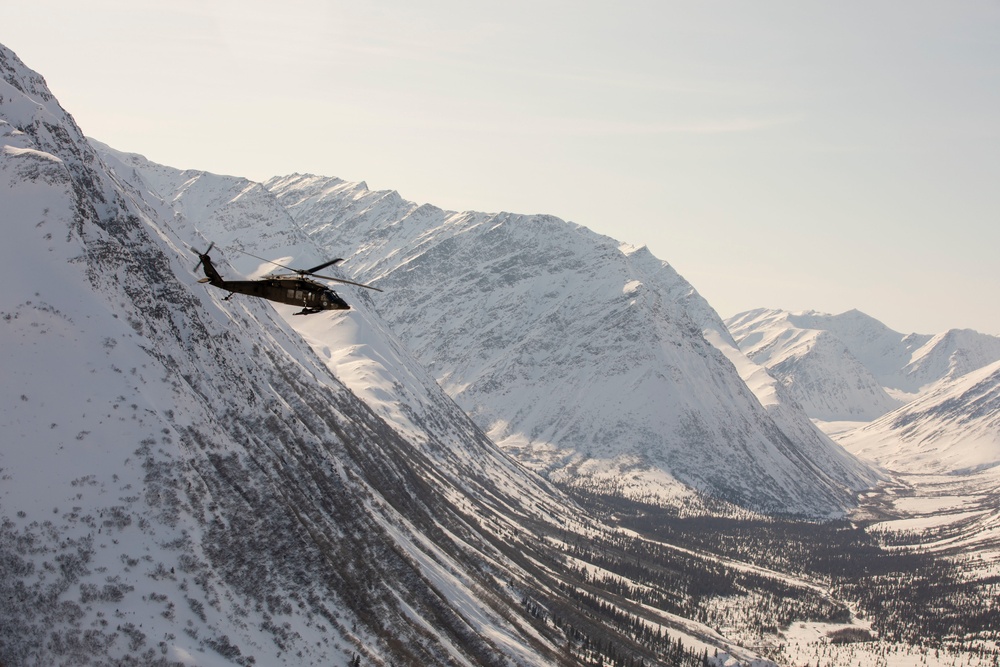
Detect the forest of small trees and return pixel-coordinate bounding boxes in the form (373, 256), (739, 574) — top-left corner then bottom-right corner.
(545, 489), (1000, 663)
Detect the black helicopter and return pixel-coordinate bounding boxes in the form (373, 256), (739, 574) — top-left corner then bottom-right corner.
(191, 243), (382, 315)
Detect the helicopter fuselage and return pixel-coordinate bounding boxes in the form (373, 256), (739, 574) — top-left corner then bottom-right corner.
(203, 276), (350, 312)
(195, 251), (351, 314)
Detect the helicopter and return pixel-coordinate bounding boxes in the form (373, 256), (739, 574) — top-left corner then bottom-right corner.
(190, 242), (382, 315)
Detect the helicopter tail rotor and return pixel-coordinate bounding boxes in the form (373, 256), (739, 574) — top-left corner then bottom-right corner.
(191, 241), (215, 273)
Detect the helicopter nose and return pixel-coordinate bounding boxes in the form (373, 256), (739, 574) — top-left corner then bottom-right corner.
(323, 294), (350, 310)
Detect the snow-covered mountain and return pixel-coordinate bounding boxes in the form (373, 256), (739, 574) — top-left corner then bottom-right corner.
(726, 308), (1000, 422)
(838, 360), (1000, 474)
(20, 40), (1000, 665)
(88, 151), (877, 518)
(224, 173), (878, 517)
(1, 43), (575, 666)
(4, 43), (798, 667)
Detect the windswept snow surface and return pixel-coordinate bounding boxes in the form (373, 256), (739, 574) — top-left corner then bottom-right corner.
(256, 174), (877, 516)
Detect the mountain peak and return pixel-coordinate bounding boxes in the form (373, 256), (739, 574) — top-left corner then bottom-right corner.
(1, 45), (54, 102)
(619, 242), (649, 256)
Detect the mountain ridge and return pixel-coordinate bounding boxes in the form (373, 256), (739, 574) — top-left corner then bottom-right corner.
(726, 307), (1000, 422)
(257, 173), (878, 516)
(726, 307), (1000, 475)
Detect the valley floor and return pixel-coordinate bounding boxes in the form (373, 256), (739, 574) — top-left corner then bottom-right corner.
(779, 621), (999, 667)
(566, 461), (1000, 667)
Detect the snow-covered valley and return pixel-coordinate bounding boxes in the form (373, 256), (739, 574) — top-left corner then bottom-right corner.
(3, 41), (1000, 666)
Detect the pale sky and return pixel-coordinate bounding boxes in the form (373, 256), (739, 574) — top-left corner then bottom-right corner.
(5, 1), (999, 335)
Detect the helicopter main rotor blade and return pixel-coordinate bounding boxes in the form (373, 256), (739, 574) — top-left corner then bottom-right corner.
(237, 250), (299, 274)
(230, 249), (380, 290)
(304, 258), (344, 275)
(190, 241), (215, 257)
(236, 250), (345, 277)
(311, 274), (384, 292)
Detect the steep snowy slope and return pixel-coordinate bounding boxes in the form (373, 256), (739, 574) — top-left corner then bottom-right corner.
(3, 44), (588, 666)
(694, 311), (882, 498)
(838, 360), (1000, 474)
(7, 44), (797, 667)
(258, 174), (877, 516)
(94, 141), (577, 539)
(727, 308), (1000, 421)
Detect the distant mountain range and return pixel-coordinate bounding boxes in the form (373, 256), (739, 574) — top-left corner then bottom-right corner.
(84, 142), (881, 516)
(838, 359), (1000, 474)
(726, 308), (1000, 473)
